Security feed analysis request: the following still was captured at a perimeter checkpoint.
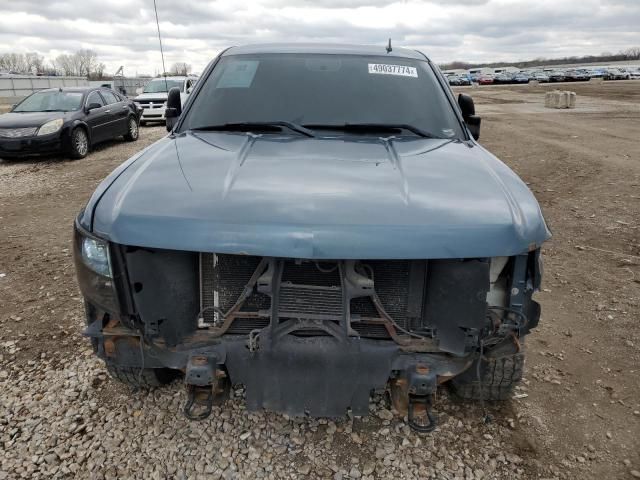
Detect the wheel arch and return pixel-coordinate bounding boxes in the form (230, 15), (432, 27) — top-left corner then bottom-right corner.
(70, 120), (92, 145)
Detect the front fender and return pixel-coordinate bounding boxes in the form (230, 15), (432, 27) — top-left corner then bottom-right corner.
(61, 120), (92, 150)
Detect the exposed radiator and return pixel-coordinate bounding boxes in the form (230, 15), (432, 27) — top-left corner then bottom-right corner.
(200, 255), (436, 337)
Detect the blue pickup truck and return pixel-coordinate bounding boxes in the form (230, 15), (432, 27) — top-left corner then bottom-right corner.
(74, 43), (550, 431)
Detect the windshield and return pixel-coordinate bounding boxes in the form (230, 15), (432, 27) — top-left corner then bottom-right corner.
(143, 79), (183, 93)
(182, 53), (464, 138)
(14, 90), (83, 112)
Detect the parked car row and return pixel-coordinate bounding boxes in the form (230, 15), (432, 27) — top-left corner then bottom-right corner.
(448, 66), (639, 87)
(445, 74), (472, 86)
(603, 68), (632, 80)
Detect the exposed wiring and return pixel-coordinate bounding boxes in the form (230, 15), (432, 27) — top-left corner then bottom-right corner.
(196, 305), (226, 326)
(359, 262), (433, 341)
(487, 305), (528, 324)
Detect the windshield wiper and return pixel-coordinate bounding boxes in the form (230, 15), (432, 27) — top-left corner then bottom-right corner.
(302, 123), (440, 138)
(191, 121), (315, 137)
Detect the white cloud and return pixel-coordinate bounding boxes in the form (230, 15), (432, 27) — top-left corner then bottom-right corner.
(0, 0), (638, 74)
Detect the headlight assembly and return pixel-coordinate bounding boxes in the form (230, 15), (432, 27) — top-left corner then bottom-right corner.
(37, 118), (64, 136)
(73, 223), (118, 313)
(81, 237), (112, 278)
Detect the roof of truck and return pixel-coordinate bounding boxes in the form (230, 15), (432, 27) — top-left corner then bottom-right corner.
(223, 43), (430, 61)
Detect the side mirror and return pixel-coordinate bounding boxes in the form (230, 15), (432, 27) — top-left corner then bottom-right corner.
(135, 87), (143, 95)
(86, 102), (102, 112)
(458, 93), (481, 140)
(165, 87), (182, 132)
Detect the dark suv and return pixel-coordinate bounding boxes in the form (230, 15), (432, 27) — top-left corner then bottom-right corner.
(74, 44), (550, 431)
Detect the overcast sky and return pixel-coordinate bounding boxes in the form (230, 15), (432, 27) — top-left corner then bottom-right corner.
(1, 0), (638, 74)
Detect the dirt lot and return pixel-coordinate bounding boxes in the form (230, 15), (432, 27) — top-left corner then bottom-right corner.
(1, 80), (639, 479)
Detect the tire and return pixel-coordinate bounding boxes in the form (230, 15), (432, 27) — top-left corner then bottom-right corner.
(139, 120), (147, 127)
(449, 341), (525, 401)
(106, 363), (178, 388)
(69, 127), (89, 159)
(123, 116), (139, 142)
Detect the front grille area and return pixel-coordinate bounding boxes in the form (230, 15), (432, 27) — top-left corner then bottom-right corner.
(199, 254), (489, 350)
(0, 127), (37, 138)
(136, 98), (166, 108)
(199, 254), (418, 339)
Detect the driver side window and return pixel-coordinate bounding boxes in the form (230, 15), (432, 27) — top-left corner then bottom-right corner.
(86, 91), (105, 107)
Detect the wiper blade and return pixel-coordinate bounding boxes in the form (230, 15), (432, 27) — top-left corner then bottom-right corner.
(191, 121), (315, 137)
(303, 123), (440, 138)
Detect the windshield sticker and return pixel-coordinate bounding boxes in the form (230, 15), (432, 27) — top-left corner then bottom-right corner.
(368, 64), (418, 78)
(217, 60), (259, 88)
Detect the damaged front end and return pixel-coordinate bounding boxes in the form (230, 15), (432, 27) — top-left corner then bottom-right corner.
(74, 220), (542, 431)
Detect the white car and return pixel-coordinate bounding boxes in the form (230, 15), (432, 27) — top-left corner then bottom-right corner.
(134, 76), (197, 125)
(628, 69), (640, 80)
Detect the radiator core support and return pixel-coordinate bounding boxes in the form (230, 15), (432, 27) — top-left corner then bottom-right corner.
(198, 254), (490, 355)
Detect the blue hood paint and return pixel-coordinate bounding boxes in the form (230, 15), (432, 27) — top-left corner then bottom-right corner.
(87, 132), (550, 259)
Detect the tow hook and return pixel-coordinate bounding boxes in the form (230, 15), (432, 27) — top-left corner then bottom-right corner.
(184, 384), (214, 421)
(407, 394), (437, 433)
(183, 355), (229, 421)
(391, 363), (438, 433)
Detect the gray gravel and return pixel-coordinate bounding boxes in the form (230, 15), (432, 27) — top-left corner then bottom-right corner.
(0, 333), (558, 480)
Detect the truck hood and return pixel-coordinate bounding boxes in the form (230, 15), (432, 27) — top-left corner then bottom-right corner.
(88, 132), (551, 259)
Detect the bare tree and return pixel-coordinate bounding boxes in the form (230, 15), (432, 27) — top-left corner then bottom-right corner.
(75, 49), (99, 78)
(88, 62), (106, 80)
(0, 53), (28, 73)
(170, 62), (192, 76)
(625, 47), (640, 59)
(25, 52), (45, 74)
(55, 54), (76, 76)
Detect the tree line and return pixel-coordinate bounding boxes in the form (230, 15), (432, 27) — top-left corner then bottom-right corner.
(0, 50), (192, 79)
(440, 47), (640, 71)
(0, 49), (106, 79)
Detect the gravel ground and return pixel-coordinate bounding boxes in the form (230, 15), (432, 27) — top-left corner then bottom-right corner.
(1, 352), (535, 480)
(1, 81), (640, 480)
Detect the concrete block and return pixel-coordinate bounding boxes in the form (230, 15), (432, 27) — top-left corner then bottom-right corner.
(545, 90), (576, 109)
